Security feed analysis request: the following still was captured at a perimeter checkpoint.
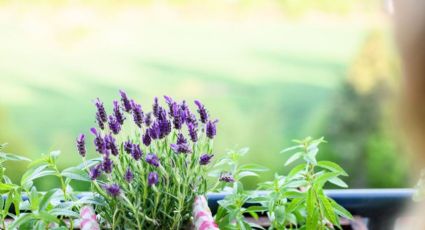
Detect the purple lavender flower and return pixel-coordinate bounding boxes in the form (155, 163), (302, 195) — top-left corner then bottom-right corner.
(76, 134), (86, 157)
(142, 132), (151, 146)
(194, 100), (208, 124)
(200, 154), (214, 165)
(105, 134), (119, 156)
(170, 143), (192, 154)
(120, 90), (132, 112)
(102, 157), (113, 173)
(187, 123), (198, 142)
(94, 98), (108, 123)
(180, 101), (189, 122)
(113, 100), (125, 125)
(145, 153), (160, 167)
(152, 97), (159, 118)
(131, 144), (143, 160)
(164, 95), (175, 115)
(219, 172), (235, 183)
(90, 128), (106, 154)
(89, 164), (102, 180)
(148, 121), (161, 140)
(176, 133), (187, 145)
(172, 110), (183, 130)
(124, 139), (133, 154)
(108, 115), (121, 135)
(158, 119), (171, 139)
(124, 168), (134, 183)
(96, 115), (105, 130)
(206, 119), (218, 139)
(130, 100), (144, 128)
(186, 110), (198, 126)
(104, 184), (121, 197)
(144, 112), (152, 127)
(148, 172), (159, 186)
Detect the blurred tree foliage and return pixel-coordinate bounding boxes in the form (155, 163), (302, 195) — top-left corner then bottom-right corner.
(322, 30), (408, 188)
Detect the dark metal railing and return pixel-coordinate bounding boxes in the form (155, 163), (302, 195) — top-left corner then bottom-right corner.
(207, 189), (414, 230)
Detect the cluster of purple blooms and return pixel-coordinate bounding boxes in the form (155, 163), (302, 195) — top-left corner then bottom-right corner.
(76, 90), (219, 197)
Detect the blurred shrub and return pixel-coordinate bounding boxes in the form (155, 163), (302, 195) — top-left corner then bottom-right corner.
(322, 30), (408, 188)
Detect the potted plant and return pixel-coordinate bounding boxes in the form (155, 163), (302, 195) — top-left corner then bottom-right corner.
(75, 91), (219, 229)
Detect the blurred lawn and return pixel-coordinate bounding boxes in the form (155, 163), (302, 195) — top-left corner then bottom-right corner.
(0, 5), (368, 189)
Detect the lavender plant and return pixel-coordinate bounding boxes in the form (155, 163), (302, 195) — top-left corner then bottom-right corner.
(76, 91), (218, 229)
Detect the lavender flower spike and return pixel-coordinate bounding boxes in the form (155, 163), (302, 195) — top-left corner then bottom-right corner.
(102, 157), (113, 174)
(148, 172), (159, 186)
(131, 144), (143, 161)
(94, 98), (108, 123)
(187, 123), (198, 142)
(113, 100), (125, 125)
(145, 153), (160, 167)
(130, 100), (144, 128)
(104, 184), (121, 197)
(194, 100), (208, 123)
(170, 143), (192, 154)
(152, 97), (159, 118)
(124, 139), (133, 154)
(119, 90), (132, 112)
(206, 119), (218, 139)
(219, 172), (235, 183)
(124, 168), (134, 183)
(105, 134), (119, 156)
(144, 112), (152, 127)
(76, 134), (86, 157)
(90, 128), (106, 154)
(108, 115), (121, 135)
(89, 164), (102, 180)
(199, 154), (214, 165)
(176, 133), (187, 145)
(142, 132), (151, 146)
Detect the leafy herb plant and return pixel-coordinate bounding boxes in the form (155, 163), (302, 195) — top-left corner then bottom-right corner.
(215, 137), (353, 230)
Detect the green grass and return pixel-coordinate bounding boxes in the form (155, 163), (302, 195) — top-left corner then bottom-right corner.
(0, 17), (366, 189)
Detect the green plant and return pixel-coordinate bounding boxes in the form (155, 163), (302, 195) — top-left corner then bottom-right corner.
(0, 143), (30, 229)
(1, 149), (92, 229)
(213, 147), (269, 229)
(215, 137), (353, 230)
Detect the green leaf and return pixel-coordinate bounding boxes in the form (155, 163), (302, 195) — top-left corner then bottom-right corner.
(61, 167), (90, 182)
(330, 199), (353, 220)
(280, 145), (303, 153)
(274, 206), (285, 225)
(284, 152), (303, 166)
(38, 211), (60, 223)
(239, 164), (269, 172)
(306, 188), (316, 230)
(287, 163), (306, 179)
(30, 187), (40, 211)
(317, 161), (348, 176)
(0, 183), (16, 192)
(0, 152), (31, 162)
(238, 171), (259, 179)
(245, 206), (267, 213)
(313, 172), (341, 189)
(39, 189), (58, 211)
(328, 177), (348, 188)
(287, 198), (304, 212)
(9, 213), (35, 229)
(49, 209), (79, 218)
(21, 164), (56, 187)
(320, 194), (339, 227)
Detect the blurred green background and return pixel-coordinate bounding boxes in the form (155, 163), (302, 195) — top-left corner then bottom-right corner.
(0, 0), (410, 190)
